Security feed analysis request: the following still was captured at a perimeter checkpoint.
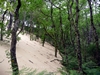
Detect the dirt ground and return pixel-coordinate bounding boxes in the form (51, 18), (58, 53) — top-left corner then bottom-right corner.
(0, 34), (62, 75)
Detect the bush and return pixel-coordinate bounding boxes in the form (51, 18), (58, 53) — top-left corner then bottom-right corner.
(82, 61), (100, 75)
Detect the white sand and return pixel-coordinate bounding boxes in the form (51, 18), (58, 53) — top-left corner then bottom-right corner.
(0, 34), (62, 75)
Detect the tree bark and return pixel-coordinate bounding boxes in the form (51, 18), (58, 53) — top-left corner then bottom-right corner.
(10, 29), (19, 75)
(75, 0), (83, 73)
(87, 0), (100, 66)
(50, 1), (58, 57)
(6, 12), (13, 37)
(67, 0), (75, 48)
(0, 9), (8, 41)
(10, 0), (21, 75)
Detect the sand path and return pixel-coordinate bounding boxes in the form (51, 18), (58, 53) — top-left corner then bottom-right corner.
(0, 34), (62, 75)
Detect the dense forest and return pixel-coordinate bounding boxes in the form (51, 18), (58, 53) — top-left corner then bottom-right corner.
(0, 0), (100, 75)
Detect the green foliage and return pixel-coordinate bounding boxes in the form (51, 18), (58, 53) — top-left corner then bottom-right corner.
(59, 67), (81, 75)
(5, 50), (11, 59)
(19, 67), (56, 75)
(17, 36), (21, 42)
(58, 67), (69, 75)
(85, 68), (100, 75)
(19, 67), (37, 75)
(82, 61), (100, 75)
(86, 43), (100, 59)
(1, 0), (100, 75)
(0, 22), (3, 27)
(69, 70), (80, 75)
(82, 61), (97, 70)
(36, 71), (47, 75)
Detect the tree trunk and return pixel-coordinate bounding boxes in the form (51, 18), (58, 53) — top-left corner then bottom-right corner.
(67, 0), (75, 49)
(0, 24), (3, 41)
(87, 0), (100, 66)
(0, 9), (8, 41)
(54, 38), (58, 58)
(10, 0), (21, 75)
(50, 1), (58, 57)
(10, 29), (19, 75)
(75, 0), (83, 73)
(6, 12), (13, 37)
(59, 8), (64, 47)
(42, 33), (46, 47)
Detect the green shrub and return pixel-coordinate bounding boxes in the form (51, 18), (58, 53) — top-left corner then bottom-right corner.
(67, 56), (78, 70)
(82, 61), (100, 75)
(17, 36), (21, 41)
(69, 70), (80, 75)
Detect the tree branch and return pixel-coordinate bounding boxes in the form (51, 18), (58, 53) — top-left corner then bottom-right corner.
(15, 0), (21, 21)
(2, 9), (8, 22)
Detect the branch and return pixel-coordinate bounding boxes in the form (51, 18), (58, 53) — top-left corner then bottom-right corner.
(17, 21), (24, 36)
(44, 27), (53, 39)
(7, 12), (13, 31)
(2, 9), (8, 22)
(44, 0), (60, 9)
(39, 9), (51, 17)
(15, 0), (21, 21)
(17, 11), (26, 36)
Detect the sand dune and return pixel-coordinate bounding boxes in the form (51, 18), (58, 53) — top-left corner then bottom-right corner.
(0, 34), (62, 75)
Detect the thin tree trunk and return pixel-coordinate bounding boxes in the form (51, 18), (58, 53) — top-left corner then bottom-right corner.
(59, 8), (63, 46)
(42, 33), (46, 47)
(59, 7), (69, 65)
(7, 12), (13, 37)
(87, 0), (100, 66)
(0, 24), (3, 41)
(75, 0), (83, 73)
(55, 47), (57, 57)
(10, 0), (21, 75)
(8, 12), (13, 31)
(50, 1), (58, 57)
(67, 0), (75, 48)
(0, 9), (8, 41)
(10, 29), (19, 75)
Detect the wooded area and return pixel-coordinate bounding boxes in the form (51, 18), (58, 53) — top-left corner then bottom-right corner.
(0, 0), (100, 75)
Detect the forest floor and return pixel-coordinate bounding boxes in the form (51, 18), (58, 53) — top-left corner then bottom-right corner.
(0, 34), (62, 75)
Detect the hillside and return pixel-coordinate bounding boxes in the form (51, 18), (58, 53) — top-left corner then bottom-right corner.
(0, 34), (62, 75)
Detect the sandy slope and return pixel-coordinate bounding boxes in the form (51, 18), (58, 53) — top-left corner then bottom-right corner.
(0, 34), (62, 75)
